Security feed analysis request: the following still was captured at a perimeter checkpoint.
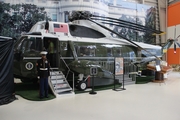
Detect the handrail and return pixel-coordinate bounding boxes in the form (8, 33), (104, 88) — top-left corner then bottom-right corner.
(48, 68), (58, 96)
(50, 67), (58, 92)
(59, 54), (75, 92)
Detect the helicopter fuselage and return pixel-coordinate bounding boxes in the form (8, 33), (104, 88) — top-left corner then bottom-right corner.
(13, 20), (162, 88)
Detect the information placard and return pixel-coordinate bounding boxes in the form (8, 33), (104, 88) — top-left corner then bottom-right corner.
(115, 57), (124, 75)
(90, 67), (98, 76)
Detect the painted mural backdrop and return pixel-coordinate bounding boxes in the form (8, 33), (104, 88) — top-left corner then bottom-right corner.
(111, 1), (156, 44)
(0, 0), (156, 44)
(0, 2), (50, 39)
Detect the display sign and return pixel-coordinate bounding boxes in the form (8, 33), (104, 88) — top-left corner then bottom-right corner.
(90, 67), (98, 75)
(115, 57), (124, 75)
(156, 65), (161, 71)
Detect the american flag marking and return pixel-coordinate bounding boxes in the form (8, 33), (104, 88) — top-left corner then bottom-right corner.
(54, 23), (68, 33)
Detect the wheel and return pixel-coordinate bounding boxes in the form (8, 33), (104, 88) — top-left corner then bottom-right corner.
(78, 81), (87, 91)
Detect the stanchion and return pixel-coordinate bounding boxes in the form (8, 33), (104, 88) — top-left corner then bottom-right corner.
(89, 67), (97, 95)
(89, 75), (97, 95)
(122, 73), (126, 90)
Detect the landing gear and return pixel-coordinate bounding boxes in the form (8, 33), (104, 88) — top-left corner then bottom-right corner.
(77, 80), (87, 91)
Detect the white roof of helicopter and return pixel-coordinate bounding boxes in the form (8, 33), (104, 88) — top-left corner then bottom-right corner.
(29, 20), (161, 49)
(29, 21), (133, 45)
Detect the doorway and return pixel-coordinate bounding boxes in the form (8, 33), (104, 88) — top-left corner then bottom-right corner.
(43, 37), (58, 68)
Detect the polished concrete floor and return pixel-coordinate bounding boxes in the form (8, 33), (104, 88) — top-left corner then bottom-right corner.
(1, 71), (180, 120)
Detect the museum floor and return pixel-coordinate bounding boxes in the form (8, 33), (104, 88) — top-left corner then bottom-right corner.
(1, 71), (180, 120)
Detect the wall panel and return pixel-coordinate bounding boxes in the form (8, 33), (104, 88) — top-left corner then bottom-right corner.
(167, 1), (180, 64)
(168, 2), (180, 27)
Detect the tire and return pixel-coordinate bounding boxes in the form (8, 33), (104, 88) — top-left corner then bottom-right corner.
(78, 81), (87, 91)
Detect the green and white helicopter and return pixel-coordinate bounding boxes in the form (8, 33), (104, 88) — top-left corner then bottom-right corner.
(13, 11), (164, 90)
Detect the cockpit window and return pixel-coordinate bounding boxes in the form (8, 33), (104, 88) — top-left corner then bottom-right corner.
(21, 40), (27, 53)
(69, 25), (106, 38)
(14, 36), (27, 51)
(20, 37), (42, 54)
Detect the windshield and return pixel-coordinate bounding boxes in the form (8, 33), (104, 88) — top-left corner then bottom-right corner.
(15, 36), (43, 56)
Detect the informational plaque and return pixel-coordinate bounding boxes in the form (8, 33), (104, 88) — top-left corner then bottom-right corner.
(115, 57), (124, 75)
(90, 67), (98, 76)
(156, 65), (161, 71)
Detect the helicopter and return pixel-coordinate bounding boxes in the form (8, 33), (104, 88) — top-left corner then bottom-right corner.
(13, 11), (164, 90)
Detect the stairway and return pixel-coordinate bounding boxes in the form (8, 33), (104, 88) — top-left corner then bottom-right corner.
(49, 68), (74, 97)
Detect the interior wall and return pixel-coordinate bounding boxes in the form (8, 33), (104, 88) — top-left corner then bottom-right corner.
(168, 2), (180, 26)
(159, 7), (166, 43)
(167, 1), (180, 47)
(167, 1), (180, 65)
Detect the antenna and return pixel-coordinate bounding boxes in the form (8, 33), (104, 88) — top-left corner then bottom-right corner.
(174, 25), (176, 39)
(174, 26), (176, 53)
(173, 25), (180, 53)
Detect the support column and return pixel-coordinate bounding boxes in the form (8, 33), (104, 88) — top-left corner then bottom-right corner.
(142, 0), (145, 4)
(156, 0), (161, 45)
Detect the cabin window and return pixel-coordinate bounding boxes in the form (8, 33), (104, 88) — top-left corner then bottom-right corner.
(74, 43), (96, 57)
(78, 46), (96, 57)
(113, 49), (122, 57)
(98, 44), (123, 57)
(95, 45), (106, 57)
(107, 48), (113, 57)
(69, 25), (106, 38)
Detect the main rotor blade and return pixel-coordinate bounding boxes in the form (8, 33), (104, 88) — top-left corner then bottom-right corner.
(70, 11), (161, 61)
(87, 19), (160, 60)
(100, 21), (154, 33)
(91, 15), (163, 34)
(91, 18), (160, 34)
